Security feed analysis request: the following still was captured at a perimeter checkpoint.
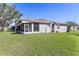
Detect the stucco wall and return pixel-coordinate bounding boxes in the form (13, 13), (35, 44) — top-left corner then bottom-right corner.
(21, 23), (67, 34)
(54, 25), (67, 32)
(39, 23), (51, 33)
(23, 23), (52, 34)
(71, 26), (78, 31)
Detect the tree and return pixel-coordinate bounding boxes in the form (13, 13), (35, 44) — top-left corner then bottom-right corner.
(0, 3), (22, 31)
(66, 21), (77, 26)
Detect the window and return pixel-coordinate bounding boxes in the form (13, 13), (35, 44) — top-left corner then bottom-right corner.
(29, 23), (32, 32)
(34, 23), (39, 31)
(25, 24), (29, 32)
(25, 23), (32, 32)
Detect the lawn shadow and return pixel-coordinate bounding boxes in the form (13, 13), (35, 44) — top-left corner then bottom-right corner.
(67, 32), (79, 36)
(74, 34), (79, 36)
(11, 32), (22, 34)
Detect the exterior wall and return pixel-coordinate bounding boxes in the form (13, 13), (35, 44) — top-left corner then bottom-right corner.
(54, 24), (67, 32)
(18, 23), (68, 34)
(39, 23), (52, 33)
(23, 23), (52, 34)
(71, 26), (78, 31)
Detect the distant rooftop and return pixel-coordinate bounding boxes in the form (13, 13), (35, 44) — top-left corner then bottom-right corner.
(55, 22), (67, 26)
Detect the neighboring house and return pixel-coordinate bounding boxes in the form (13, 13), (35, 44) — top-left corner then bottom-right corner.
(15, 19), (68, 34)
(77, 25), (79, 30)
(70, 25), (79, 31)
(52, 23), (67, 33)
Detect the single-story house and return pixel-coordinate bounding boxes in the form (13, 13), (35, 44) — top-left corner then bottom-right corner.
(15, 19), (68, 34)
(52, 23), (67, 32)
(70, 25), (79, 31)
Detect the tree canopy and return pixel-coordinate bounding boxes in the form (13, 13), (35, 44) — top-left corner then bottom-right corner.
(0, 3), (22, 31)
(65, 21), (78, 26)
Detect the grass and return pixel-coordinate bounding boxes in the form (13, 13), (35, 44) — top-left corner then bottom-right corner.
(0, 31), (79, 55)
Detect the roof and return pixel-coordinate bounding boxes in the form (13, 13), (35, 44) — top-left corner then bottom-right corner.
(28, 19), (54, 23)
(17, 19), (55, 24)
(55, 23), (67, 26)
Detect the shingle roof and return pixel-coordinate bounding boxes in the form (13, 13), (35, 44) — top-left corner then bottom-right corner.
(19, 19), (55, 24)
(55, 22), (67, 26)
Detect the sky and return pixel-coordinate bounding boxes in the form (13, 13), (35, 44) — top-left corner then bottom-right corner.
(15, 3), (79, 24)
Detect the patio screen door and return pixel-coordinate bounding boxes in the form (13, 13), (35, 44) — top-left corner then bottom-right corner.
(25, 24), (28, 32)
(25, 23), (32, 32)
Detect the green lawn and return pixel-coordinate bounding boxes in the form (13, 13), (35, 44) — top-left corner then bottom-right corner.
(0, 31), (79, 56)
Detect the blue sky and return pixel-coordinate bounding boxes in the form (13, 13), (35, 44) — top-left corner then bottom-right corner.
(15, 3), (79, 24)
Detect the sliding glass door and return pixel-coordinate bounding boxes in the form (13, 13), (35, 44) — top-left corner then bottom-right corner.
(34, 23), (39, 31)
(25, 23), (32, 32)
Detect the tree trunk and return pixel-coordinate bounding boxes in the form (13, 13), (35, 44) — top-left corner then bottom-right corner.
(2, 20), (9, 32)
(67, 25), (71, 32)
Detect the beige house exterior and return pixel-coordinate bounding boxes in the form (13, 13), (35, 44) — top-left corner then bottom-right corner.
(15, 19), (54, 34)
(15, 19), (78, 34)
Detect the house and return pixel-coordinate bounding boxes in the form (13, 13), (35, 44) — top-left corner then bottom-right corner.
(15, 19), (68, 34)
(15, 19), (54, 34)
(52, 23), (67, 33)
(70, 25), (79, 31)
